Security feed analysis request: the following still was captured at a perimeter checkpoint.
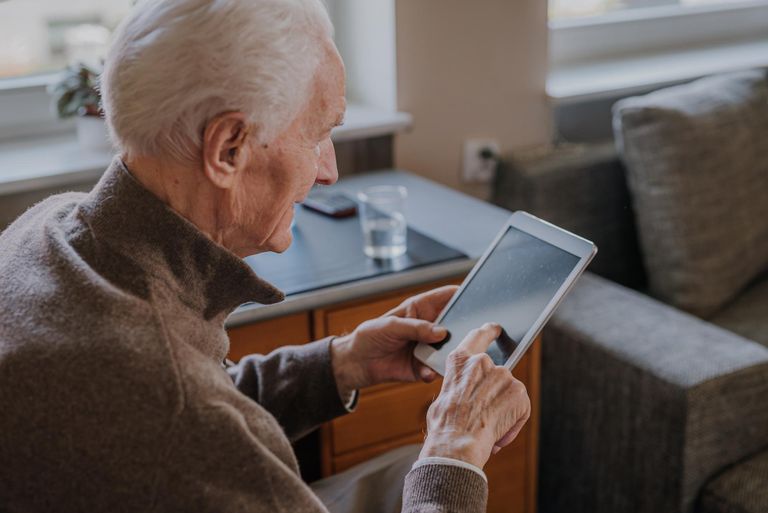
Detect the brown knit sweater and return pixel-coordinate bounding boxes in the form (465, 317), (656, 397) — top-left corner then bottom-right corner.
(0, 159), (486, 513)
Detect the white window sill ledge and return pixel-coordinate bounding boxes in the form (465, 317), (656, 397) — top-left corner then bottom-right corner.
(333, 105), (411, 143)
(0, 104), (412, 196)
(547, 38), (768, 106)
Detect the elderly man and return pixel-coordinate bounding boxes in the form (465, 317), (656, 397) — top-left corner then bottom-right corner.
(0, 0), (530, 512)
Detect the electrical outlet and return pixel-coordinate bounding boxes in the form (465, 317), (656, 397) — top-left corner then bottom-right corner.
(463, 138), (500, 183)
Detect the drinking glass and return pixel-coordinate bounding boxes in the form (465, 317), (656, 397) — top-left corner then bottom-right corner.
(357, 185), (408, 259)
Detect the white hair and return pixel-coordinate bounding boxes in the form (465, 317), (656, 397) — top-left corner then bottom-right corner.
(101, 0), (333, 163)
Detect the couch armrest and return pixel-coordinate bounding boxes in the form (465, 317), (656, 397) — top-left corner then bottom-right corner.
(539, 273), (768, 513)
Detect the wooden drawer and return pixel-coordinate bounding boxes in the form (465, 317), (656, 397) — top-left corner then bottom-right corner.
(226, 313), (312, 362)
(331, 348), (530, 457)
(312, 278), (539, 512)
(314, 278), (464, 338)
(330, 380), (442, 456)
(324, 294), (405, 335)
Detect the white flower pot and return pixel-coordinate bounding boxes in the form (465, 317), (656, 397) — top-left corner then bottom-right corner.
(76, 116), (112, 151)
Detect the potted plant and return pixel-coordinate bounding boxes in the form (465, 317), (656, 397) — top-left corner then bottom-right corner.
(50, 63), (111, 151)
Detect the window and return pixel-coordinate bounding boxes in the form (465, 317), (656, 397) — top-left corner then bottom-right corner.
(549, 0), (768, 67)
(0, 1), (133, 80)
(550, 0), (758, 20)
(0, 1), (401, 143)
(0, 1), (134, 140)
(548, 0), (768, 129)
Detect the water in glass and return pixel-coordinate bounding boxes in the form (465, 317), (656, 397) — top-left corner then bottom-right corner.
(358, 185), (408, 259)
(362, 213), (407, 258)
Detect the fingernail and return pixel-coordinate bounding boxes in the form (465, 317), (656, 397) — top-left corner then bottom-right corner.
(432, 325), (447, 336)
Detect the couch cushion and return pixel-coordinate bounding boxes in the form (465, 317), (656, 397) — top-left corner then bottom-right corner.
(710, 273), (768, 348)
(697, 449), (768, 513)
(613, 70), (768, 318)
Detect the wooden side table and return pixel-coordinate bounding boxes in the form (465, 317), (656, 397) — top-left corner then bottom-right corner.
(228, 277), (540, 513)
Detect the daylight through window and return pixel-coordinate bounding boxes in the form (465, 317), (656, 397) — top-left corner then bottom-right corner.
(550, 0), (757, 20)
(0, 0), (133, 80)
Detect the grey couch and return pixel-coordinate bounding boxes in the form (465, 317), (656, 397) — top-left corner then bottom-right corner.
(494, 70), (768, 513)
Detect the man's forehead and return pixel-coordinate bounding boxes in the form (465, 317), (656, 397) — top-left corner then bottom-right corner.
(313, 58), (346, 124)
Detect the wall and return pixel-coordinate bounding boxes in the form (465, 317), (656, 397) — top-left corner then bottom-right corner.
(394, 0), (552, 198)
(330, 0), (398, 112)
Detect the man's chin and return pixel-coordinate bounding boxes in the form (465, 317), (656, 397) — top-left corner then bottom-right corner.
(264, 230), (293, 254)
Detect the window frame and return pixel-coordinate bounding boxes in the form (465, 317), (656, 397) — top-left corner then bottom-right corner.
(549, 0), (768, 67)
(0, 0), (399, 144)
(0, 73), (73, 142)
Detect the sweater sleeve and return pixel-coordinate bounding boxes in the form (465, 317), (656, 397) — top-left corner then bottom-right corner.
(411, 457), (487, 482)
(226, 337), (350, 440)
(402, 464), (488, 513)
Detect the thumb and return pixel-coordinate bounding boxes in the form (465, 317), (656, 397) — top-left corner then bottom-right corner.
(382, 316), (447, 344)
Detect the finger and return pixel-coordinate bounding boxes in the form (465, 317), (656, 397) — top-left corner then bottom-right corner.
(411, 285), (459, 321)
(381, 316), (447, 343)
(456, 322), (502, 355)
(385, 285), (458, 320)
(413, 361), (438, 383)
(493, 416), (528, 451)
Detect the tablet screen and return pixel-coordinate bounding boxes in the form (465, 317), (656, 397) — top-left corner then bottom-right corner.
(437, 226), (580, 365)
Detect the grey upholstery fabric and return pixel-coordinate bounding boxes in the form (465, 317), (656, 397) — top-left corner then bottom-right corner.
(538, 273), (768, 513)
(697, 449), (768, 513)
(492, 143), (646, 289)
(613, 70), (768, 317)
(710, 273), (768, 348)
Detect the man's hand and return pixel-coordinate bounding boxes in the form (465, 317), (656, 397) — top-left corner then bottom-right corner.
(330, 285), (458, 397)
(419, 323), (531, 469)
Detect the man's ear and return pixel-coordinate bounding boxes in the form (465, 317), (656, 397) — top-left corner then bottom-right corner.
(201, 112), (251, 189)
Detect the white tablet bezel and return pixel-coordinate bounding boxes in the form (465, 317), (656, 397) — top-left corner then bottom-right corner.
(414, 211), (597, 375)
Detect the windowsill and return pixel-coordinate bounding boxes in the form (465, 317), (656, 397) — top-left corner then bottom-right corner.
(547, 38), (768, 106)
(0, 104), (412, 196)
(332, 105), (411, 143)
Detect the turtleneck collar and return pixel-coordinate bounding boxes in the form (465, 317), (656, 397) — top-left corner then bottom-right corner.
(77, 158), (284, 321)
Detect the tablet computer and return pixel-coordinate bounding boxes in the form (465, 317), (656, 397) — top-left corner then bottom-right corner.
(414, 211), (597, 375)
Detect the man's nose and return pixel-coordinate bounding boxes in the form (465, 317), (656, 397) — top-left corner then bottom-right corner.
(315, 139), (338, 186)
